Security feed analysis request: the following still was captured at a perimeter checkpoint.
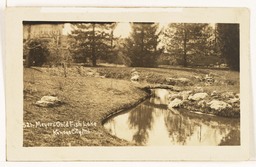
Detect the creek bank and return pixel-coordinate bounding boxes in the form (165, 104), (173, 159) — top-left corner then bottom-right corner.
(99, 67), (239, 119)
(167, 90), (240, 118)
(101, 93), (150, 124)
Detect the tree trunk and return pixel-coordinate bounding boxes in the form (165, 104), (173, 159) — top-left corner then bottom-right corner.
(141, 29), (144, 66)
(25, 25), (32, 68)
(183, 24), (187, 67)
(92, 23), (97, 66)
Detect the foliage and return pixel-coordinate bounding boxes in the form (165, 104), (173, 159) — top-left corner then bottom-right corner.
(163, 23), (215, 67)
(69, 22), (117, 66)
(216, 24), (240, 71)
(23, 36), (72, 68)
(23, 38), (50, 67)
(124, 23), (163, 67)
(46, 36), (72, 67)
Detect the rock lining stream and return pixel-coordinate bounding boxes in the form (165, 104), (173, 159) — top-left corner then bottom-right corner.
(103, 89), (240, 146)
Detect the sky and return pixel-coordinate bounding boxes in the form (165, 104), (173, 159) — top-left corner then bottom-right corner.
(62, 22), (169, 38)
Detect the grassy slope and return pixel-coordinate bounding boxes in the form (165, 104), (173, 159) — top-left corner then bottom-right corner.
(23, 66), (239, 146)
(97, 66), (239, 94)
(24, 68), (147, 146)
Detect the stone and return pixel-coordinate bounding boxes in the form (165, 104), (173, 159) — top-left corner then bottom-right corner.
(168, 93), (181, 101)
(36, 96), (61, 107)
(197, 100), (207, 108)
(166, 77), (190, 85)
(208, 100), (231, 111)
(131, 68), (137, 73)
(211, 91), (217, 96)
(131, 74), (140, 81)
(179, 91), (192, 100)
(188, 93), (208, 101)
(131, 69), (140, 82)
(227, 98), (240, 104)
(87, 72), (94, 76)
(204, 74), (214, 84)
(131, 71), (139, 76)
(168, 98), (183, 108)
(194, 75), (201, 80)
(177, 78), (190, 83)
(194, 87), (204, 93)
(221, 92), (235, 98)
(220, 63), (228, 68)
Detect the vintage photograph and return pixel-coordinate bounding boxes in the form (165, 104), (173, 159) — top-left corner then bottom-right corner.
(23, 21), (240, 147)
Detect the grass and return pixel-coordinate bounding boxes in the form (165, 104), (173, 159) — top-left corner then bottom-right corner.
(23, 68), (147, 146)
(96, 66), (239, 93)
(23, 66), (239, 146)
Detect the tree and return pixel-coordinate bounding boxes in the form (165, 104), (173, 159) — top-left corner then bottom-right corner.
(216, 24), (240, 71)
(23, 38), (49, 67)
(124, 23), (162, 67)
(163, 23), (212, 67)
(69, 22), (117, 66)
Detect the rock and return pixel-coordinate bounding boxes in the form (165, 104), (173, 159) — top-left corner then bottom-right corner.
(188, 93), (208, 101)
(131, 74), (140, 81)
(178, 78), (190, 83)
(131, 71), (139, 75)
(131, 68), (137, 73)
(208, 100), (231, 111)
(197, 100), (207, 108)
(166, 77), (190, 85)
(194, 75), (201, 80)
(194, 87), (204, 93)
(211, 91), (217, 96)
(227, 98), (240, 104)
(220, 63), (228, 68)
(168, 98), (183, 108)
(36, 96), (61, 107)
(131, 69), (140, 82)
(221, 92), (235, 98)
(204, 74), (214, 85)
(179, 91), (192, 100)
(87, 72), (94, 76)
(168, 93), (182, 101)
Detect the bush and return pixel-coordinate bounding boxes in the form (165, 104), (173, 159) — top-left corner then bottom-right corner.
(24, 38), (50, 67)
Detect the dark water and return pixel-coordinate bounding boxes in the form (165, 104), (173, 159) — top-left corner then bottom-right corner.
(103, 89), (240, 146)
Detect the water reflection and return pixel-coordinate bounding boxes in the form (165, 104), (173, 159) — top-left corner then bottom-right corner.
(103, 89), (240, 146)
(128, 105), (154, 145)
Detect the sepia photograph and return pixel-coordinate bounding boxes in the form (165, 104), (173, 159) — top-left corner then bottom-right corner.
(5, 7), (250, 161)
(23, 21), (240, 147)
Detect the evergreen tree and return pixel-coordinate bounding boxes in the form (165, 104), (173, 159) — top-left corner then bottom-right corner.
(69, 22), (116, 66)
(163, 23), (212, 67)
(216, 24), (240, 71)
(124, 23), (162, 67)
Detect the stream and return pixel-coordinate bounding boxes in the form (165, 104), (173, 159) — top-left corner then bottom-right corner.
(103, 89), (240, 146)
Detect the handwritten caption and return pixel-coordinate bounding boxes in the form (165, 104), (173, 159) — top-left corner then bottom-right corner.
(23, 121), (97, 136)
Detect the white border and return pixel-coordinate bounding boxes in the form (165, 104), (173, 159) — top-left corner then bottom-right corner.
(5, 7), (250, 162)
(0, 0), (6, 165)
(5, 0), (256, 8)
